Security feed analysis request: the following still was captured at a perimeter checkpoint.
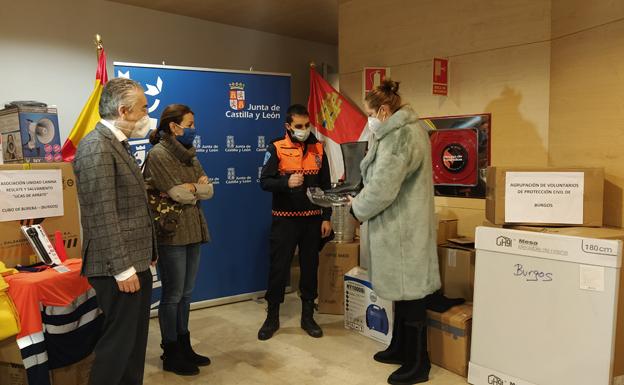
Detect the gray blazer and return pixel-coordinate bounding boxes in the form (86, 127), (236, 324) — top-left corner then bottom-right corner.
(73, 123), (157, 277)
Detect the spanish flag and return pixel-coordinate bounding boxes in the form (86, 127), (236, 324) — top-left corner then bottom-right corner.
(308, 66), (367, 181)
(61, 49), (108, 161)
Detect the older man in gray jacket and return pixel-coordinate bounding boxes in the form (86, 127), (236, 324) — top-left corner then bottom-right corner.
(73, 78), (157, 385)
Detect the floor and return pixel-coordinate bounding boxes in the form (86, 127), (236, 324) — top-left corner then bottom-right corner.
(143, 293), (469, 385)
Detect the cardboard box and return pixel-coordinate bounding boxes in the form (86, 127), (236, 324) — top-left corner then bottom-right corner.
(318, 242), (359, 314)
(486, 167), (604, 227)
(0, 106), (62, 164)
(0, 338), (21, 365)
(482, 223), (624, 380)
(438, 244), (475, 301)
(50, 353), (94, 385)
(0, 163), (81, 267)
(344, 266), (393, 345)
(0, 353), (93, 385)
(437, 217), (458, 245)
(428, 304), (472, 377)
(0, 363), (26, 385)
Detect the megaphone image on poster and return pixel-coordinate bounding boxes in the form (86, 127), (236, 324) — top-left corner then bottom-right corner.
(25, 118), (56, 158)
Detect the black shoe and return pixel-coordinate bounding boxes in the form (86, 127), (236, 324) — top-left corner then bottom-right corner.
(258, 302), (280, 341)
(161, 341), (200, 376)
(387, 322), (430, 385)
(374, 313), (404, 365)
(178, 332), (211, 366)
(301, 300), (323, 338)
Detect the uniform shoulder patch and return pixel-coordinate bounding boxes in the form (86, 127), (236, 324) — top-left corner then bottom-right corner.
(263, 151), (272, 165)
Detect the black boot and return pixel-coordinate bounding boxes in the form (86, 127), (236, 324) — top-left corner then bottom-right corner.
(325, 141), (367, 194)
(161, 341), (200, 376)
(374, 312), (404, 364)
(387, 322), (430, 385)
(301, 300), (323, 338)
(178, 332), (211, 366)
(258, 302), (280, 341)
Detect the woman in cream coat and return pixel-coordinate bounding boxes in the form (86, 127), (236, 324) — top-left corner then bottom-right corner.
(351, 80), (441, 385)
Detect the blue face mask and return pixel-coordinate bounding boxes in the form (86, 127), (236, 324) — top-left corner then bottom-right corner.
(176, 126), (196, 147)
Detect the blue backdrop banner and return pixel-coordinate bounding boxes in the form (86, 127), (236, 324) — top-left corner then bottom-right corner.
(113, 62), (291, 309)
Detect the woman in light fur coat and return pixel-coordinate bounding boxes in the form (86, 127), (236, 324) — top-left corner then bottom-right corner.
(350, 79), (441, 385)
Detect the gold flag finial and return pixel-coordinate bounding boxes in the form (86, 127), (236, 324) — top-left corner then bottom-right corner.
(94, 34), (103, 52)
(310, 61), (316, 68)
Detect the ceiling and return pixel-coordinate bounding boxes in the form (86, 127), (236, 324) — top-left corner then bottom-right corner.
(109, 0), (338, 45)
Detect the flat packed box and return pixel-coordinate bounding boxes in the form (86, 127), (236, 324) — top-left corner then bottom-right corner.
(318, 241), (359, 314)
(482, 222), (624, 380)
(428, 304), (472, 377)
(0, 163), (81, 267)
(437, 216), (458, 245)
(344, 266), (393, 345)
(486, 166), (604, 227)
(438, 244), (475, 301)
(0, 106), (62, 164)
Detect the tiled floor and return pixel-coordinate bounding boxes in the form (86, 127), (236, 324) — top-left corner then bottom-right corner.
(142, 293), (468, 385)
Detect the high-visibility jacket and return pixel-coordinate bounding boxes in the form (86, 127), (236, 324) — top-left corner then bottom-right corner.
(260, 132), (332, 219)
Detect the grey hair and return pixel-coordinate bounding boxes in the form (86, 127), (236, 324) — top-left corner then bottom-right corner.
(98, 78), (144, 120)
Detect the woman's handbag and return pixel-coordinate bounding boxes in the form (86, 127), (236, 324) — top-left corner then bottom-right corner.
(142, 154), (183, 237)
(147, 189), (183, 238)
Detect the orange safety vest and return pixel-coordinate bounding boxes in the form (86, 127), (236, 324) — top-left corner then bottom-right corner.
(274, 134), (324, 176)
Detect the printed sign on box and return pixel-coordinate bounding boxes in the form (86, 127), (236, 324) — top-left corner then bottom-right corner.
(504, 172), (584, 224)
(0, 169), (63, 222)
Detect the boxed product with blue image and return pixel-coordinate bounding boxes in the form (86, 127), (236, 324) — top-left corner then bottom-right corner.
(344, 266), (394, 345)
(0, 105), (62, 164)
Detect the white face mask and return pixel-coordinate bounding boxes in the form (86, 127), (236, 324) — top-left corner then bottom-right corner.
(292, 127), (311, 142)
(367, 109), (383, 133)
(129, 115), (151, 138)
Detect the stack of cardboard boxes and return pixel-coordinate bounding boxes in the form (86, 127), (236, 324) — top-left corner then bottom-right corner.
(468, 166), (624, 385)
(0, 152), (89, 383)
(430, 216), (474, 377)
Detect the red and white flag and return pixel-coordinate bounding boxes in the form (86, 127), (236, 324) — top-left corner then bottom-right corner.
(307, 66), (368, 182)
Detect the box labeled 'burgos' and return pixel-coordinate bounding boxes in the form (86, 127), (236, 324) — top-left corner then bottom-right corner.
(344, 266), (393, 345)
(486, 166), (604, 227)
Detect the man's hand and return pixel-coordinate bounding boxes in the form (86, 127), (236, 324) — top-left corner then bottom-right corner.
(117, 273), (141, 293)
(321, 220), (332, 238)
(198, 176), (209, 184)
(288, 173), (304, 188)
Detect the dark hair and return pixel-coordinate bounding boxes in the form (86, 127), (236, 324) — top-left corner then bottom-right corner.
(286, 104), (309, 124)
(149, 104), (194, 145)
(365, 79), (402, 113)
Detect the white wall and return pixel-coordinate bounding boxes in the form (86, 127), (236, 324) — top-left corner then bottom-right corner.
(0, 0), (337, 141)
